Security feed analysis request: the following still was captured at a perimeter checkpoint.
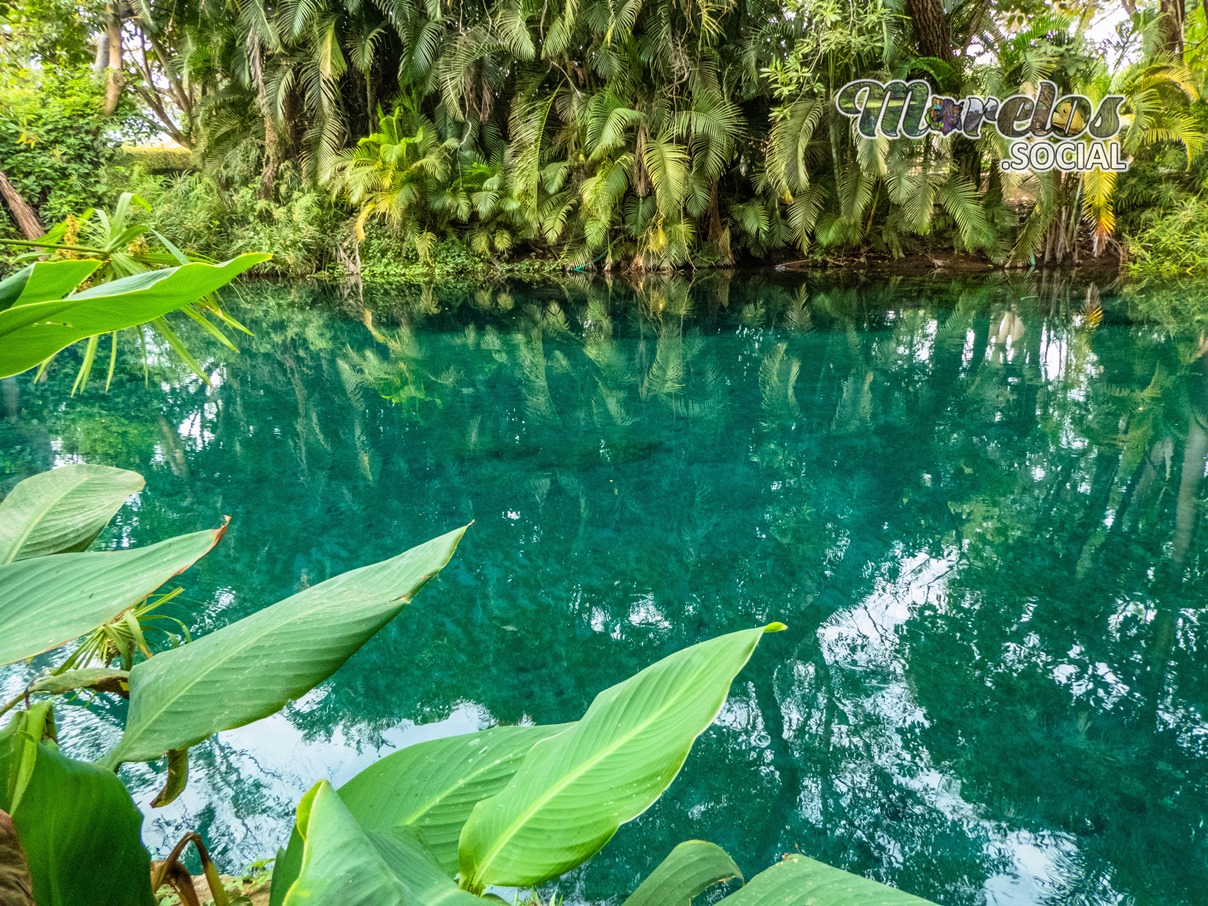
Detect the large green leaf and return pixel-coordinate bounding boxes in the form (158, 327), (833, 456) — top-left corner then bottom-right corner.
(271, 723), (571, 905)
(0, 253), (268, 378)
(367, 826), (483, 906)
(623, 841), (742, 906)
(285, 782), (482, 906)
(458, 625), (779, 891)
(0, 260), (101, 311)
(718, 854), (936, 906)
(0, 717), (154, 906)
(339, 724), (571, 870)
(0, 465), (144, 564)
(284, 782), (409, 906)
(108, 525), (467, 766)
(0, 525), (226, 665)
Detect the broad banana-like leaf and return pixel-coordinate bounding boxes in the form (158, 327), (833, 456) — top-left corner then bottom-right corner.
(340, 724), (572, 870)
(0, 253), (269, 378)
(270, 723), (571, 905)
(718, 854), (935, 905)
(0, 718), (154, 906)
(368, 826), (483, 906)
(108, 525), (467, 766)
(0, 525), (226, 665)
(0, 260), (101, 310)
(623, 841), (742, 906)
(286, 782), (482, 906)
(284, 782), (409, 906)
(458, 624), (781, 891)
(0, 464), (144, 564)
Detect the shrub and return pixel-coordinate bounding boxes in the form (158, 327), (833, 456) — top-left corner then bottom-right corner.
(0, 71), (143, 224)
(1127, 196), (1208, 277)
(130, 163), (341, 278)
(119, 145), (195, 173)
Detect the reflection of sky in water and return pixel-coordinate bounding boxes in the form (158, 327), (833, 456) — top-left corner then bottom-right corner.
(819, 550), (1086, 906)
(137, 704), (493, 866)
(2, 275), (1206, 905)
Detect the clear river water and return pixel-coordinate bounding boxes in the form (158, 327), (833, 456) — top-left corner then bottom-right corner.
(1, 271), (1205, 905)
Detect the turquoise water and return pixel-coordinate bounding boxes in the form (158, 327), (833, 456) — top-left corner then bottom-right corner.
(2, 273), (1206, 905)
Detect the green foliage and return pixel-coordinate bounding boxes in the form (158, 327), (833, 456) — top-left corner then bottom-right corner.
(0, 522), (222, 664)
(0, 70), (143, 225)
(120, 145), (195, 173)
(0, 708), (156, 906)
(11, 192), (258, 387)
(349, 234), (564, 286)
(1128, 197), (1208, 276)
(0, 252), (267, 380)
(0, 463), (467, 900)
(0, 462), (143, 563)
(1120, 105), (1208, 276)
(2, 0), (1206, 269)
(269, 624), (937, 905)
(718, 854), (933, 905)
(129, 163), (340, 278)
(108, 525), (466, 765)
(458, 626), (772, 891)
(620, 840), (741, 906)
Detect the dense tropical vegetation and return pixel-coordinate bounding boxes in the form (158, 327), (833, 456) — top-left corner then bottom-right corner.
(1, 0), (1207, 276)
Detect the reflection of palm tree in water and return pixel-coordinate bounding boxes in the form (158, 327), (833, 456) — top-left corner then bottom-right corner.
(1145, 345), (1208, 716)
(1171, 343), (1208, 569)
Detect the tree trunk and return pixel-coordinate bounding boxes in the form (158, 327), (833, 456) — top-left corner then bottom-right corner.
(0, 170), (43, 239)
(92, 31), (108, 74)
(1157, 0), (1184, 59)
(102, 1), (125, 116)
(906, 0), (953, 61)
(260, 115), (280, 199)
(249, 34), (279, 199)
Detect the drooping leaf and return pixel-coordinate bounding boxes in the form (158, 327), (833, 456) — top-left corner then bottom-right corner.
(0, 254), (269, 378)
(0, 465), (144, 564)
(0, 525), (226, 665)
(271, 723), (571, 903)
(0, 705), (53, 814)
(27, 667), (129, 697)
(108, 525), (467, 765)
(718, 854), (935, 905)
(623, 841), (742, 906)
(458, 624), (781, 890)
(0, 723), (154, 906)
(151, 748), (189, 808)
